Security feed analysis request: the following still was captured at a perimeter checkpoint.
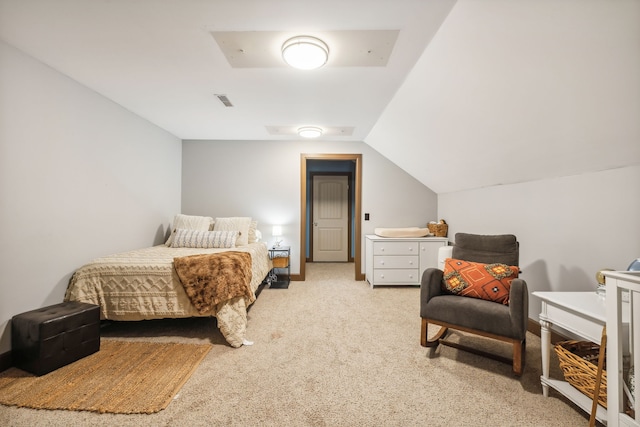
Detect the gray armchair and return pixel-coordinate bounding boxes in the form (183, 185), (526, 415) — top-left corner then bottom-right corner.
(420, 233), (529, 375)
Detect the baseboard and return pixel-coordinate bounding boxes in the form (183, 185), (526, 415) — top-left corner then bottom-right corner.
(0, 350), (11, 372)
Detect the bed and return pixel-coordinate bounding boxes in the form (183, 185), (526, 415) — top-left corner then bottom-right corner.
(64, 215), (272, 348)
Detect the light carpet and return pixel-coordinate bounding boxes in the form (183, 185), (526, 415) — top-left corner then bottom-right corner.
(0, 340), (212, 414)
(0, 262), (594, 426)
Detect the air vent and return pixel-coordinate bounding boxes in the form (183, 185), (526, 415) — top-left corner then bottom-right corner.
(215, 94), (233, 107)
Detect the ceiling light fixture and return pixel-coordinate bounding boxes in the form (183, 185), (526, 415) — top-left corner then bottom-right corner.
(281, 36), (329, 70)
(298, 126), (323, 138)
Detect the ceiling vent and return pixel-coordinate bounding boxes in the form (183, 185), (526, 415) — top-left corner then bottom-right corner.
(215, 94), (233, 107)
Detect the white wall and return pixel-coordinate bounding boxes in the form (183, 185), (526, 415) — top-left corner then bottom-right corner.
(181, 140), (438, 275)
(366, 0), (640, 195)
(0, 42), (182, 353)
(438, 165), (640, 321)
(364, 0), (640, 324)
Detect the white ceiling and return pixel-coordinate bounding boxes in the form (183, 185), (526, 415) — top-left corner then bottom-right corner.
(1, 0), (638, 195)
(0, 0), (456, 141)
(212, 30), (400, 68)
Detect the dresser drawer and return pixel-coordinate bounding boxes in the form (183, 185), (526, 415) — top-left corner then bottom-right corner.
(373, 255), (419, 269)
(373, 241), (419, 256)
(372, 269), (421, 284)
(365, 235), (448, 288)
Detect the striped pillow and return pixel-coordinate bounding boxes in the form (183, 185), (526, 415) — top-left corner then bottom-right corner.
(164, 214), (214, 246)
(170, 229), (237, 249)
(214, 217), (251, 246)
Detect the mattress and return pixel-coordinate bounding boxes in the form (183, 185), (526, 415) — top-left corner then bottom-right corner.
(64, 242), (271, 347)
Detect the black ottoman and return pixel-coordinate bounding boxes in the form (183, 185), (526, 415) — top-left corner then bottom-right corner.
(12, 301), (100, 376)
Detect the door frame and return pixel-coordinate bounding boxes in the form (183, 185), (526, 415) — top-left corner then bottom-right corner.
(309, 172), (353, 263)
(298, 153), (363, 281)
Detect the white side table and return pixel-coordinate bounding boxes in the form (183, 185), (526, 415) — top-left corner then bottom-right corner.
(604, 271), (640, 427)
(533, 291), (608, 424)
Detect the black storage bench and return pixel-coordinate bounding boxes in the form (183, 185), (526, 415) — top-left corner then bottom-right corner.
(12, 301), (100, 375)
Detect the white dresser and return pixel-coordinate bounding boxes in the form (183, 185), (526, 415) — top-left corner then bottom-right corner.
(365, 235), (448, 288)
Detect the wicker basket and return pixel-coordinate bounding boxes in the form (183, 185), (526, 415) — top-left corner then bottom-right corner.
(555, 340), (607, 408)
(272, 256), (288, 268)
(427, 220), (448, 237)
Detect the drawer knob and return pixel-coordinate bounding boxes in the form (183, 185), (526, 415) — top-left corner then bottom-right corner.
(380, 274), (385, 279)
(408, 247), (413, 251)
(409, 261), (413, 265)
(380, 261), (385, 265)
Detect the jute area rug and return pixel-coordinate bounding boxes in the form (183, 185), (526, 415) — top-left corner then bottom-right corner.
(0, 340), (212, 414)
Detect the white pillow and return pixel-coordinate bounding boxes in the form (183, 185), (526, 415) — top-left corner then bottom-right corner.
(165, 214), (214, 246)
(248, 220), (259, 243)
(171, 229), (237, 249)
(214, 217), (252, 246)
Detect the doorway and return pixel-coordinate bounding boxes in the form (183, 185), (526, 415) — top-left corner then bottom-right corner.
(311, 174), (350, 262)
(298, 153), (363, 281)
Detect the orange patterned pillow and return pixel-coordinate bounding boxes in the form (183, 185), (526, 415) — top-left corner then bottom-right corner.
(442, 258), (519, 305)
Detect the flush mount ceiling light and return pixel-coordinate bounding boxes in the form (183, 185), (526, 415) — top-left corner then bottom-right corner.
(281, 36), (329, 70)
(298, 126), (323, 138)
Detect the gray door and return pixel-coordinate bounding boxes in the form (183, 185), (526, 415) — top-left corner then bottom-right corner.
(312, 175), (348, 262)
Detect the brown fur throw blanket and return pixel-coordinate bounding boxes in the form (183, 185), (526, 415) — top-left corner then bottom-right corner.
(173, 251), (254, 314)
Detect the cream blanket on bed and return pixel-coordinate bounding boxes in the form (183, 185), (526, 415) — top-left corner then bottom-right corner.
(64, 243), (271, 348)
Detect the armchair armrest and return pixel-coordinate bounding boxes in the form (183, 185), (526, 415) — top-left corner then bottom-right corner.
(420, 268), (444, 316)
(508, 278), (529, 339)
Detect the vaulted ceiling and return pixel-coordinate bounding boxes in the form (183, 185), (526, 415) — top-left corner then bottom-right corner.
(1, 0), (638, 194)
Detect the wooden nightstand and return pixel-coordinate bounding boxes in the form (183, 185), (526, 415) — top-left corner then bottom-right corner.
(268, 246), (290, 289)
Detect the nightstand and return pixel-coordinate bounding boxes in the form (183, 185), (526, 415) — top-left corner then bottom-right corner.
(268, 246), (290, 289)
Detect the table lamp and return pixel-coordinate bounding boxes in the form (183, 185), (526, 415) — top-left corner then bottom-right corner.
(272, 225), (282, 247)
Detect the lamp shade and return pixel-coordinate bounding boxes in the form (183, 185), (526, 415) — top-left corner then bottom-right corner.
(272, 225), (282, 237)
(628, 258), (640, 271)
(282, 36), (329, 70)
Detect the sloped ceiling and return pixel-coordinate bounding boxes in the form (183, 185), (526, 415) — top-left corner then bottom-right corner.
(0, 0), (456, 141)
(366, 0), (640, 194)
(0, 0), (638, 195)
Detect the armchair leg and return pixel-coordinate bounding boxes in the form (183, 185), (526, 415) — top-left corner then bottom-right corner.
(512, 339), (526, 376)
(421, 318), (448, 347)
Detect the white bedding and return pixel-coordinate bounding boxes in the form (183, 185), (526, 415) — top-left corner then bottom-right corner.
(64, 242), (271, 347)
